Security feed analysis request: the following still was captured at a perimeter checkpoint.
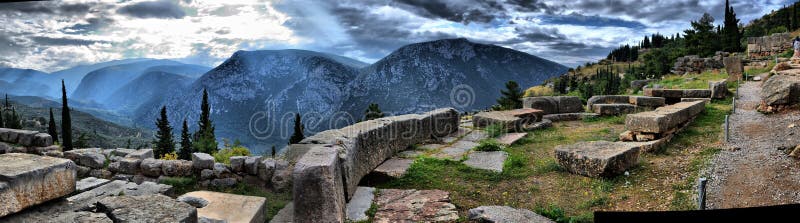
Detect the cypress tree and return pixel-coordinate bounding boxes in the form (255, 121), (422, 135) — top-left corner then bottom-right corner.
(5, 108), (22, 129)
(179, 119), (193, 160)
(496, 81), (523, 110)
(48, 108), (58, 143)
(153, 106), (175, 159)
(271, 145), (276, 158)
(61, 80), (73, 151)
(722, 0), (742, 52)
(4, 94), (8, 108)
(0, 101), (4, 128)
(364, 103), (384, 121)
(289, 114), (304, 144)
(193, 89), (218, 153)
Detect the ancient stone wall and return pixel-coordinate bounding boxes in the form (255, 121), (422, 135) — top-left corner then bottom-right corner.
(747, 32), (792, 58)
(288, 108), (460, 222)
(0, 128), (54, 154)
(672, 52), (729, 75)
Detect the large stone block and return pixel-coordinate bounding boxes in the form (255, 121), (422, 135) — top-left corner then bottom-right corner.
(587, 95), (629, 110)
(373, 189), (459, 222)
(555, 141), (642, 178)
(64, 148), (107, 169)
(542, 113), (599, 121)
(723, 56), (743, 81)
(140, 158), (164, 177)
(0, 153), (76, 217)
(473, 108), (543, 131)
(710, 80), (729, 99)
(468, 206), (555, 223)
(644, 89), (712, 100)
(592, 104), (637, 116)
(629, 96), (665, 108)
(522, 97), (558, 114)
(422, 108), (460, 138)
(96, 194), (197, 223)
(293, 145), (345, 223)
(125, 149), (154, 160)
(244, 156), (263, 175)
(761, 75), (800, 106)
(192, 153), (215, 170)
(32, 133), (53, 147)
(161, 160), (193, 177)
(625, 100), (706, 134)
(179, 191), (266, 223)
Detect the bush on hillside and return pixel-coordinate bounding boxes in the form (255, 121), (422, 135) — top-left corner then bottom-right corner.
(524, 86), (554, 97)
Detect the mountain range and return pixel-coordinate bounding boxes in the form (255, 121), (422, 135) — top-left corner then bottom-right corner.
(1, 38), (568, 154)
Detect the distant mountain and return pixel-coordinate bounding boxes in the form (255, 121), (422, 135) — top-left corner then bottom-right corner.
(107, 71), (195, 113)
(132, 40), (567, 153)
(133, 49), (360, 152)
(0, 68), (53, 98)
(50, 58), (152, 96)
(71, 59), (210, 106)
(344, 38), (568, 115)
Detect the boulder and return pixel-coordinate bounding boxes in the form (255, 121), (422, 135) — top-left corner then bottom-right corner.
(626, 100), (706, 134)
(629, 96), (666, 108)
(212, 162), (233, 179)
(96, 194), (197, 223)
(179, 191), (266, 223)
(64, 149), (107, 169)
(464, 151), (508, 172)
(210, 178), (238, 188)
(373, 189), (459, 222)
(631, 80), (655, 91)
(11, 129), (38, 147)
(67, 180), (174, 210)
(293, 145), (346, 223)
(89, 169), (113, 179)
(108, 148), (137, 157)
(709, 80), (729, 99)
(32, 133), (53, 147)
(117, 157), (142, 174)
(192, 153), (215, 170)
(125, 149), (153, 160)
(346, 187), (376, 222)
(592, 104), (637, 116)
(468, 206), (555, 223)
(270, 202), (294, 223)
(244, 156), (263, 175)
(161, 160), (192, 177)
(229, 156), (247, 173)
(258, 158), (277, 182)
(761, 75), (800, 106)
(140, 158), (164, 177)
(473, 108), (543, 131)
(200, 169), (214, 180)
(0, 153), (77, 218)
(555, 141), (642, 178)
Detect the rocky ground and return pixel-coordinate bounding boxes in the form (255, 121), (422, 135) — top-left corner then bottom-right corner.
(705, 81), (800, 208)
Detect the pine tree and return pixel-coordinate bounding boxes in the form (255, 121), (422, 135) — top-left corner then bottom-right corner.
(289, 114), (304, 144)
(193, 89), (218, 153)
(271, 145), (276, 158)
(61, 80), (73, 151)
(48, 108), (58, 143)
(153, 106), (175, 159)
(179, 119), (193, 160)
(364, 103), (384, 121)
(496, 81), (523, 110)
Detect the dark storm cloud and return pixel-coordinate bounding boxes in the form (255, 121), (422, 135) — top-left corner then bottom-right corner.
(541, 13), (646, 29)
(394, 0), (506, 23)
(0, 2), (54, 14)
(63, 17), (115, 34)
(117, 0), (186, 19)
(29, 36), (106, 46)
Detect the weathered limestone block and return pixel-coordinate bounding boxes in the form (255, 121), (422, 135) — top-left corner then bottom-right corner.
(346, 187), (376, 222)
(140, 158), (163, 177)
(542, 113), (599, 121)
(107, 148), (137, 157)
(270, 202), (294, 223)
(761, 75), (800, 106)
(629, 96), (666, 108)
(422, 108), (460, 138)
(180, 191), (266, 223)
(125, 149), (153, 160)
(523, 96), (583, 114)
(192, 153), (215, 170)
(117, 157), (142, 174)
(293, 145), (345, 223)
(709, 80), (729, 99)
(271, 159), (292, 192)
(258, 158), (277, 182)
(32, 133), (53, 147)
(631, 79), (656, 91)
(229, 156), (247, 173)
(368, 158), (413, 180)
(0, 153), (76, 218)
(464, 151), (508, 172)
(587, 95), (630, 110)
(644, 89), (712, 99)
(96, 194), (197, 223)
(681, 98), (712, 103)
(373, 189), (459, 222)
(161, 160), (193, 177)
(76, 177), (111, 193)
(555, 141), (642, 178)
(64, 148), (107, 169)
(468, 206), (555, 223)
(496, 133), (527, 145)
(244, 156), (263, 175)
(592, 104), (637, 116)
(625, 100), (706, 134)
(723, 57), (743, 81)
(473, 108), (543, 131)
(212, 162), (234, 179)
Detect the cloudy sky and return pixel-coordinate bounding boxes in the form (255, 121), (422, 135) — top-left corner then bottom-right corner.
(0, 0), (793, 72)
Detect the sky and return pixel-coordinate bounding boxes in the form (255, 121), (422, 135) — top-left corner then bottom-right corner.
(0, 0), (794, 72)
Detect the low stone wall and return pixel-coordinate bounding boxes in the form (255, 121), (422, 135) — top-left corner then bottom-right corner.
(0, 128), (53, 149)
(522, 96), (583, 114)
(586, 95), (665, 116)
(672, 52), (729, 75)
(747, 32), (791, 58)
(288, 108), (460, 221)
(622, 100), (707, 141)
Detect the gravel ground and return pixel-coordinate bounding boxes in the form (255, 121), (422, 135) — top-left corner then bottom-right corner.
(704, 81), (800, 209)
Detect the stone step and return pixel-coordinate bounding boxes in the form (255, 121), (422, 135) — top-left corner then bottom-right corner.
(369, 158), (413, 180)
(432, 140), (478, 160)
(345, 187), (376, 222)
(592, 103), (639, 116)
(440, 127), (472, 144)
(0, 153), (76, 218)
(464, 151), (508, 172)
(473, 108), (544, 132)
(496, 133), (527, 145)
(373, 189), (458, 222)
(178, 191), (267, 223)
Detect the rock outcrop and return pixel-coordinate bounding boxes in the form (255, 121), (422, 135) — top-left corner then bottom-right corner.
(760, 75), (800, 108)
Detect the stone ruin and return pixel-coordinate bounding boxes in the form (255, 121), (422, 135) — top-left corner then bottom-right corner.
(586, 95), (665, 116)
(286, 108), (460, 222)
(523, 96), (598, 121)
(672, 52), (729, 75)
(644, 80), (727, 104)
(747, 32), (792, 58)
(472, 108), (544, 131)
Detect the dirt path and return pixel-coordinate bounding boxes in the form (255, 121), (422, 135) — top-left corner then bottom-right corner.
(705, 81), (800, 209)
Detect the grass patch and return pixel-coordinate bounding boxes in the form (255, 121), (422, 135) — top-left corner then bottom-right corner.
(651, 70), (728, 89)
(485, 123), (507, 138)
(474, 138), (505, 151)
(214, 183), (292, 222)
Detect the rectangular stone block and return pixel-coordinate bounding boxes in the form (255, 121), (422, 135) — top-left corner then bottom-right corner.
(629, 96), (665, 108)
(293, 145), (345, 223)
(625, 100), (706, 133)
(179, 191), (266, 223)
(587, 95), (630, 110)
(592, 104), (637, 116)
(192, 153), (215, 170)
(125, 149), (154, 160)
(554, 141), (642, 178)
(422, 108), (460, 138)
(0, 153), (76, 217)
(473, 108), (543, 131)
(523, 96), (583, 114)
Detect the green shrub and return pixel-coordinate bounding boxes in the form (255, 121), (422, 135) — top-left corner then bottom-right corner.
(485, 123), (506, 138)
(475, 139), (504, 151)
(213, 146), (251, 164)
